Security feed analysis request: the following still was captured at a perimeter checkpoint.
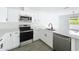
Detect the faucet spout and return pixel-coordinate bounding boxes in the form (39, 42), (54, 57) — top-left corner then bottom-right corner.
(48, 23), (53, 30)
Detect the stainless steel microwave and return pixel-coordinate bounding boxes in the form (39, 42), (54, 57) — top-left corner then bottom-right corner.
(19, 16), (32, 22)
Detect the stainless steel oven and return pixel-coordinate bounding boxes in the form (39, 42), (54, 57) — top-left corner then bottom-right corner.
(19, 25), (33, 42)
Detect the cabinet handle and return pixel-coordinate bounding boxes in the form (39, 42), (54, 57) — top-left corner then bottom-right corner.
(1, 43), (3, 48)
(0, 43), (3, 49)
(6, 18), (8, 21)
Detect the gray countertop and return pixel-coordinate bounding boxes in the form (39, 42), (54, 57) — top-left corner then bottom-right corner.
(53, 30), (79, 39)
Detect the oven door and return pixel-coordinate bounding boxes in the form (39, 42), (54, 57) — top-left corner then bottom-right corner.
(20, 31), (33, 42)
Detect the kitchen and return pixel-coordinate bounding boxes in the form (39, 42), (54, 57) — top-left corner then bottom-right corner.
(0, 7), (79, 51)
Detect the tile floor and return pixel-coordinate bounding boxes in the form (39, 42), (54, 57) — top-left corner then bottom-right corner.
(11, 40), (52, 51)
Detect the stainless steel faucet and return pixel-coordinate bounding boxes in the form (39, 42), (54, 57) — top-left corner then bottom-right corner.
(48, 23), (53, 30)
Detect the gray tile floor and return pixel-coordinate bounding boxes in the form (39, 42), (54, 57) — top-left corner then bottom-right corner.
(11, 40), (52, 51)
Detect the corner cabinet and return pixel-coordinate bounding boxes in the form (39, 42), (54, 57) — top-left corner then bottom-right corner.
(34, 29), (53, 48)
(40, 30), (53, 48)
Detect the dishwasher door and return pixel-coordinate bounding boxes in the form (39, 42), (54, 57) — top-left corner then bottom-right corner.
(53, 33), (71, 51)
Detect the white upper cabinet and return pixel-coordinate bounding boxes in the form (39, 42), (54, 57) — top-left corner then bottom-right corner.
(0, 7), (21, 22)
(7, 8), (20, 22)
(0, 7), (7, 22)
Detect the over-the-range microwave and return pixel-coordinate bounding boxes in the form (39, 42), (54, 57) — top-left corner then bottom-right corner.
(19, 16), (32, 22)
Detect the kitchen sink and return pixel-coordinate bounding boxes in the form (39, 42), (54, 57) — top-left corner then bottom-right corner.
(46, 28), (55, 31)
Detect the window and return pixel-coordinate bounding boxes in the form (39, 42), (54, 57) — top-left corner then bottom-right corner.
(69, 17), (79, 31)
(69, 17), (79, 25)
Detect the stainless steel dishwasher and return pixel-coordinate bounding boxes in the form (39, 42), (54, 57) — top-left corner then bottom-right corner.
(53, 33), (71, 51)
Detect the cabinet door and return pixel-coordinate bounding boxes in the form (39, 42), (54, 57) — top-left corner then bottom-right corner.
(20, 31), (33, 42)
(44, 30), (53, 48)
(11, 33), (20, 48)
(7, 8), (20, 22)
(2, 33), (13, 50)
(40, 30), (53, 48)
(0, 7), (7, 22)
(33, 29), (41, 41)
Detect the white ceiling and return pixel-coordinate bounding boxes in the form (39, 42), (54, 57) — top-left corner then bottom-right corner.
(8, 7), (79, 15)
(26, 7), (79, 15)
(28, 7), (79, 12)
(27, 7), (64, 10)
(8, 7), (79, 11)
(8, 7), (79, 12)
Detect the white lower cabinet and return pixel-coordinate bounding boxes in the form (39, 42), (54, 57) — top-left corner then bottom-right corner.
(71, 38), (79, 51)
(70, 37), (79, 51)
(34, 29), (53, 48)
(2, 33), (13, 50)
(71, 38), (76, 51)
(10, 32), (20, 49)
(40, 30), (53, 48)
(0, 32), (20, 51)
(33, 29), (41, 41)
